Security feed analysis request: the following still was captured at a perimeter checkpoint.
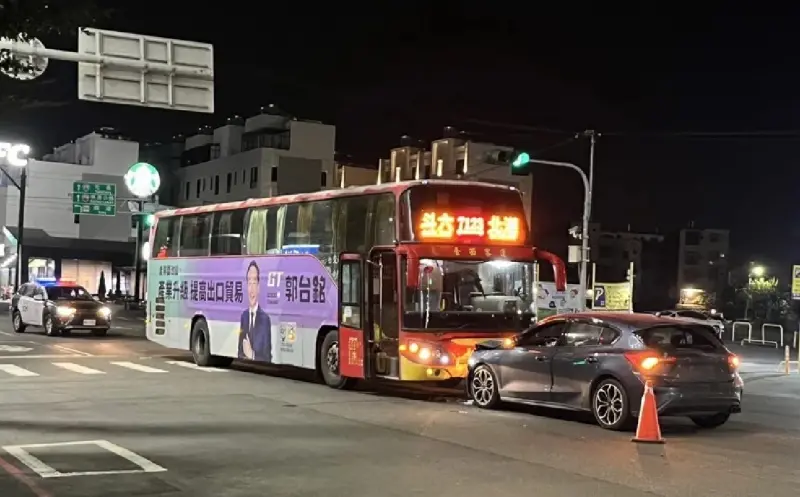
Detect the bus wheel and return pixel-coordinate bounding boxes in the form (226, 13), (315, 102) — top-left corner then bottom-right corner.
(191, 319), (232, 368)
(320, 330), (356, 390)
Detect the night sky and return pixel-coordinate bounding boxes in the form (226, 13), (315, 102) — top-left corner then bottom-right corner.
(2, 4), (800, 273)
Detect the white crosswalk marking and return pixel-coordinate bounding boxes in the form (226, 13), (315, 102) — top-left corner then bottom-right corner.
(52, 362), (106, 375)
(110, 361), (168, 373)
(165, 360), (227, 372)
(0, 364), (39, 377)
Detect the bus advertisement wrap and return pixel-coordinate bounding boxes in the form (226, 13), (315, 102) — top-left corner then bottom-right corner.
(148, 255), (337, 369)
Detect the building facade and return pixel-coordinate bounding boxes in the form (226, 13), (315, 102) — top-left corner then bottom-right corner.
(677, 227), (729, 308)
(165, 111), (336, 208)
(374, 131), (534, 226)
(0, 129), (145, 294)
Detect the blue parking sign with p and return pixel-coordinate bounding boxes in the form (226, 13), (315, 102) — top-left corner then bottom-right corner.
(594, 285), (606, 308)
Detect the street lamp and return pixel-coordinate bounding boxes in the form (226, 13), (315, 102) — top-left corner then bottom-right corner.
(124, 162), (161, 301)
(0, 142), (31, 290)
(751, 265), (765, 278)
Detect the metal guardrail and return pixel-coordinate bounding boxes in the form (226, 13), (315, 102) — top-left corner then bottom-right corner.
(732, 321), (751, 343)
(740, 321), (780, 348)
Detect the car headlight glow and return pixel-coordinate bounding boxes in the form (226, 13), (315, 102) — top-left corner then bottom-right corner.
(98, 307), (111, 318)
(56, 306), (76, 317)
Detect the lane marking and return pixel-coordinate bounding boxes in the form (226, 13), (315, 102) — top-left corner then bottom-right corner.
(0, 331), (14, 336)
(2, 440), (166, 479)
(165, 360), (227, 372)
(110, 361), (167, 373)
(51, 362), (105, 375)
(0, 364), (39, 377)
(51, 345), (93, 357)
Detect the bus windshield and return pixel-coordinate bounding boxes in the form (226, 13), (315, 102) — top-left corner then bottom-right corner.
(403, 258), (535, 331)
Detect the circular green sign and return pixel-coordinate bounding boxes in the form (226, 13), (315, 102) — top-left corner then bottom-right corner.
(125, 162), (161, 198)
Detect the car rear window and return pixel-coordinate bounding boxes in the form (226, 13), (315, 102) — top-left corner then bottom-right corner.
(636, 325), (722, 351)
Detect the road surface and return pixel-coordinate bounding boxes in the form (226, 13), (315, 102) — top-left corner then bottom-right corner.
(0, 314), (798, 496)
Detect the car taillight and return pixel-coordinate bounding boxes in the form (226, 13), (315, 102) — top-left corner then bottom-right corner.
(728, 354), (740, 370)
(624, 351), (675, 372)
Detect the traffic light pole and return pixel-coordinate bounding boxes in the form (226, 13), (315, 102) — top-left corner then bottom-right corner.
(133, 200), (144, 302)
(528, 158), (591, 310)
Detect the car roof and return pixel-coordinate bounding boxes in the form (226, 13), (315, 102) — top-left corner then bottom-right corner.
(542, 312), (710, 332)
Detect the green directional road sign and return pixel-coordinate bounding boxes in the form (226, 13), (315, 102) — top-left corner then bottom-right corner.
(72, 181), (117, 216)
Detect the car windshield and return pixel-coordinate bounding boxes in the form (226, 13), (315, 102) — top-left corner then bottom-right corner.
(403, 258), (535, 331)
(46, 285), (93, 301)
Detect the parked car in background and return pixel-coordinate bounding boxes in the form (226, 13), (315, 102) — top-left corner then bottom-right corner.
(656, 310), (726, 339)
(467, 312), (742, 431)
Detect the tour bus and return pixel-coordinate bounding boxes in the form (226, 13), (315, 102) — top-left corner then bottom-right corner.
(146, 180), (567, 389)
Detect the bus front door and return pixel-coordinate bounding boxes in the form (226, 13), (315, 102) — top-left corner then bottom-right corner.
(337, 253), (367, 379)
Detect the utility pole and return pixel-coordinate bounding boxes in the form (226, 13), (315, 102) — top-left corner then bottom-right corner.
(579, 130), (597, 310)
(133, 200), (144, 302)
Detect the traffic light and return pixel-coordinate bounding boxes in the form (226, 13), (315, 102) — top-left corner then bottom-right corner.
(484, 149), (533, 176)
(131, 213), (155, 228)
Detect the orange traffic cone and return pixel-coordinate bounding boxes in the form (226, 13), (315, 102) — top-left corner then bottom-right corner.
(632, 380), (664, 444)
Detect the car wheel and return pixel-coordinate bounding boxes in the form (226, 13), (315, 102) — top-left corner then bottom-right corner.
(44, 315), (60, 337)
(90, 329), (108, 337)
(592, 378), (632, 431)
(190, 319), (231, 368)
(469, 365), (500, 409)
(12, 311), (25, 333)
(319, 330), (356, 390)
(690, 412), (730, 429)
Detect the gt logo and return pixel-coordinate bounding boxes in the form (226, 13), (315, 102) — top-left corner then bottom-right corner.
(0, 142), (30, 167)
(267, 271), (284, 287)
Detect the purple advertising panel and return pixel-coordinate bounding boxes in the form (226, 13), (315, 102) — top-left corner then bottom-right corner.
(147, 255), (337, 369)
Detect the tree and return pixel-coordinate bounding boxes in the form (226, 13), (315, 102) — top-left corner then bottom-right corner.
(97, 270), (107, 300)
(0, 0), (113, 115)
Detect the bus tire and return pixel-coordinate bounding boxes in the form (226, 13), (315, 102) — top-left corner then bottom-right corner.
(191, 318), (232, 368)
(319, 329), (356, 390)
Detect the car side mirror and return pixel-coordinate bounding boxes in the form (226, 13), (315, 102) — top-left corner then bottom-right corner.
(33, 294), (44, 301)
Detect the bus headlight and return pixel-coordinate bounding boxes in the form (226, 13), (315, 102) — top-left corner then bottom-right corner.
(400, 340), (452, 366)
(98, 307), (111, 318)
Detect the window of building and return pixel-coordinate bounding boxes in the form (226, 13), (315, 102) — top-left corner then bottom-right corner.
(233, 171), (238, 186)
(152, 217), (180, 258)
(271, 166), (278, 182)
(321, 171), (327, 187)
(455, 158), (465, 175)
(202, 177), (207, 191)
(196, 179), (201, 198)
(184, 182), (190, 200)
(250, 167), (259, 188)
(684, 251), (702, 265)
(684, 230), (701, 245)
(214, 175), (220, 195)
(226, 173), (232, 193)
(210, 209), (245, 255)
(178, 214), (212, 257)
(709, 233), (721, 243)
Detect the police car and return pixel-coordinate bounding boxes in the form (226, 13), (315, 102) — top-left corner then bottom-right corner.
(11, 279), (111, 337)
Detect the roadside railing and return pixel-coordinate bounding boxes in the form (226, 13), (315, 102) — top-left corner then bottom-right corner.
(738, 321), (780, 348)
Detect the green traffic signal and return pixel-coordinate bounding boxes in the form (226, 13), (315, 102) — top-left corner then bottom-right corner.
(143, 214), (155, 228)
(511, 152), (531, 168)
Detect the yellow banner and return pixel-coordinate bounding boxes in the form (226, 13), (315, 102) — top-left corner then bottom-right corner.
(592, 282), (631, 311)
(792, 265), (800, 300)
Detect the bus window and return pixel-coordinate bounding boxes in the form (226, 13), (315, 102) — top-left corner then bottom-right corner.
(152, 217), (179, 258)
(210, 209), (245, 255)
(342, 195), (370, 253)
(373, 194), (396, 246)
(283, 204), (302, 246)
(245, 207), (269, 255)
(309, 200), (334, 271)
(179, 214), (212, 257)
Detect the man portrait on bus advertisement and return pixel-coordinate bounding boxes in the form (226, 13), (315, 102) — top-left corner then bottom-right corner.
(238, 260), (272, 362)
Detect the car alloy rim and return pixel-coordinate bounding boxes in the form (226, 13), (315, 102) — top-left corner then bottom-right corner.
(595, 383), (624, 426)
(471, 367), (495, 406)
(45, 318), (52, 334)
(13, 314), (19, 329)
(326, 341), (339, 375)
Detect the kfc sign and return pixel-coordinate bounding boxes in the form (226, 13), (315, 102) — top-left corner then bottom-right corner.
(0, 142), (30, 167)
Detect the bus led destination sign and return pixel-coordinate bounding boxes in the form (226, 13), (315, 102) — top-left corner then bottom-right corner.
(418, 210), (522, 243)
